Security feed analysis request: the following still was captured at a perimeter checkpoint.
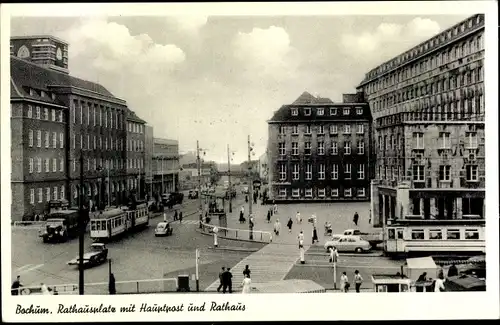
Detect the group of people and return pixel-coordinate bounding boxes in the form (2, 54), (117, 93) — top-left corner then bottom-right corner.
(217, 265), (252, 294)
(416, 264), (458, 292)
(340, 270), (364, 293)
(11, 275), (55, 295)
(163, 209), (183, 223)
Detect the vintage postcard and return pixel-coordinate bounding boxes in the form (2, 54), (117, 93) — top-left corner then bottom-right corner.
(1, 1), (499, 322)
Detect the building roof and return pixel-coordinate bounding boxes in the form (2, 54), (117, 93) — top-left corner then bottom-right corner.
(154, 138), (179, 145)
(11, 34), (69, 45)
(126, 109), (147, 123)
(11, 56), (117, 100)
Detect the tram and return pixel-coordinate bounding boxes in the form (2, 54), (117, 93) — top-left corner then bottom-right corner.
(384, 218), (485, 256)
(89, 202), (150, 241)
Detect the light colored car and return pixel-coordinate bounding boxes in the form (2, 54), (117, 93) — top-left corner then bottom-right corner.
(323, 235), (371, 253)
(155, 222), (173, 237)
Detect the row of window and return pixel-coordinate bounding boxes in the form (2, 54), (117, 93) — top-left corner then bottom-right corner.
(279, 124), (365, 135)
(68, 133), (144, 152)
(70, 100), (125, 130)
(388, 228), (480, 240)
(71, 178), (141, 199)
(278, 163), (365, 181)
(279, 141), (365, 156)
(278, 188), (366, 198)
(69, 158), (145, 172)
(409, 164), (479, 182)
(28, 130), (64, 149)
(28, 157), (64, 173)
(27, 105), (63, 122)
(29, 186), (65, 204)
(290, 106), (364, 117)
(128, 122), (144, 134)
(409, 132), (478, 150)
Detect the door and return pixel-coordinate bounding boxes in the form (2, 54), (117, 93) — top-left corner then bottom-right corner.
(396, 228), (405, 253)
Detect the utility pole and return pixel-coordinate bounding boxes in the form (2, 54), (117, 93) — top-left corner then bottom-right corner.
(227, 144), (233, 213)
(197, 141), (203, 226)
(78, 151), (85, 295)
(107, 162), (110, 207)
(195, 248), (200, 292)
(248, 135), (253, 240)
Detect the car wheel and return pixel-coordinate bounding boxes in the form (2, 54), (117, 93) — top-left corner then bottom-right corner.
(355, 247), (363, 253)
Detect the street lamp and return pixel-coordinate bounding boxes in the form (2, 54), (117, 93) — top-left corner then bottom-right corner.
(196, 141), (207, 224)
(227, 144), (236, 213)
(247, 135), (255, 240)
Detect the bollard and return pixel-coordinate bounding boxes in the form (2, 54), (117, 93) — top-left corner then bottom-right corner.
(137, 281), (139, 293)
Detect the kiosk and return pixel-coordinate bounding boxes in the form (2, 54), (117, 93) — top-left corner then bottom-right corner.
(371, 274), (412, 293)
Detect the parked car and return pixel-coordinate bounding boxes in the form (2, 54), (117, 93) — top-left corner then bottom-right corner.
(162, 192), (184, 208)
(155, 222), (173, 237)
(68, 243), (108, 268)
(188, 190), (199, 199)
(343, 229), (383, 248)
(324, 235), (371, 253)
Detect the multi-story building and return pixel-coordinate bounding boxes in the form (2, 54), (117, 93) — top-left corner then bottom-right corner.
(258, 152), (268, 182)
(144, 125), (154, 198)
(356, 14), (485, 227)
(151, 138), (180, 197)
(267, 91), (373, 202)
(126, 113), (146, 199)
(10, 35), (148, 220)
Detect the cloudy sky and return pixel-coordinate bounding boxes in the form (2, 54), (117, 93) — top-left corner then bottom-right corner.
(11, 13), (470, 163)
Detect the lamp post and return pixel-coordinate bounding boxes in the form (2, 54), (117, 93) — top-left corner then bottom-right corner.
(248, 135), (254, 240)
(196, 141), (207, 224)
(227, 144), (235, 213)
(78, 151), (85, 295)
(195, 248), (200, 292)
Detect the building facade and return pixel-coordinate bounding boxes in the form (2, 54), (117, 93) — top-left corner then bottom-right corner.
(151, 138), (180, 197)
(10, 35), (148, 220)
(356, 14), (485, 227)
(144, 125), (154, 198)
(267, 91), (373, 202)
(126, 114), (146, 199)
(258, 152), (268, 182)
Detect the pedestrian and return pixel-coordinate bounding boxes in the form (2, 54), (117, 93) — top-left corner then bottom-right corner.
(270, 206), (273, 217)
(329, 247), (339, 264)
(273, 201), (278, 215)
(340, 272), (350, 293)
(109, 273), (116, 295)
(243, 265), (251, 278)
(241, 274), (252, 294)
(274, 219), (281, 236)
(163, 212), (167, 223)
(217, 267), (225, 292)
(298, 230), (304, 243)
(267, 209), (271, 223)
(354, 270), (363, 293)
(447, 263), (459, 277)
(353, 212), (359, 226)
(434, 273), (446, 292)
(312, 226), (318, 244)
(213, 226), (219, 248)
(287, 217), (293, 233)
(11, 275), (22, 295)
(296, 211), (302, 224)
(174, 210), (178, 221)
(40, 283), (52, 295)
(179, 211), (183, 223)
(226, 268), (233, 293)
(416, 272), (427, 292)
(368, 209), (371, 224)
(299, 239), (305, 264)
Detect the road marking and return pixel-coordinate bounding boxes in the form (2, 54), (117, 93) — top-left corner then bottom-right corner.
(176, 220), (198, 225)
(17, 264), (44, 274)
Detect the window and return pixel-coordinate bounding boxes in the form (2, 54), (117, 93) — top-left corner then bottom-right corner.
(52, 158), (57, 172)
(439, 132), (451, 149)
(59, 111), (63, 122)
(292, 125), (298, 135)
(330, 125), (338, 134)
(318, 142), (325, 155)
(304, 142), (311, 155)
(60, 186), (65, 200)
(37, 157), (41, 173)
(36, 106), (41, 119)
(411, 229), (425, 240)
(318, 164), (326, 180)
(379, 136), (383, 151)
(279, 143), (286, 156)
(305, 125), (312, 134)
(279, 189), (287, 198)
(28, 105), (33, 118)
(357, 124), (364, 134)
(466, 165), (478, 181)
(292, 189), (300, 198)
(29, 158), (34, 173)
(53, 187), (58, 200)
(344, 164), (351, 179)
(429, 229), (443, 240)
(413, 132), (424, 149)
(332, 164), (339, 180)
(465, 229), (479, 240)
(52, 132), (57, 148)
(447, 229), (461, 240)
(356, 107), (363, 115)
(292, 142), (299, 155)
(279, 125), (286, 134)
(318, 188), (326, 197)
(343, 107), (350, 115)
(318, 125), (324, 134)
(344, 188), (352, 197)
(331, 188), (339, 197)
(413, 165), (424, 181)
(317, 108), (324, 116)
(44, 132), (49, 148)
(44, 108), (49, 120)
(88, 135), (90, 150)
(439, 165), (451, 181)
(38, 188), (43, 203)
(59, 133), (64, 148)
(466, 132), (478, 149)
(44, 158), (49, 172)
(305, 164), (312, 180)
(344, 142), (351, 155)
(279, 164), (287, 181)
(292, 164), (300, 180)
(357, 188), (366, 197)
(330, 107), (337, 115)
(343, 124), (351, 134)
(28, 130), (34, 147)
(357, 164), (365, 180)
(45, 187), (50, 202)
(30, 189), (35, 204)
(51, 109), (56, 121)
(331, 141), (338, 155)
(304, 108), (311, 116)
(60, 158), (64, 172)
(305, 188), (313, 198)
(357, 141), (365, 154)
(291, 108), (298, 116)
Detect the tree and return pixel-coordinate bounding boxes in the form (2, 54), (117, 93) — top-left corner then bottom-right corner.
(209, 164), (220, 185)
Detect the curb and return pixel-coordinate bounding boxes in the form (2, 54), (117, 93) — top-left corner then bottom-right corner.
(293, 262), (400, 269)
(208, 246), (260, 253)
(305, 252), (384, 258)
(195, 229), (270, 244)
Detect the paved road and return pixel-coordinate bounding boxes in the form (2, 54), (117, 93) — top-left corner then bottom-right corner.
(10, 197), (263, 293)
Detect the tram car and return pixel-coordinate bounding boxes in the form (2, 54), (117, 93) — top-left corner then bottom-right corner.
(384, 218), (485, 256)
(89, 202), (150, 241)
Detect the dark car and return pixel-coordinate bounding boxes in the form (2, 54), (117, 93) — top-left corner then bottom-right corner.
(68, 243), (108, 268)
(188, 190), (199, 199)
(163, 192), (184, 209)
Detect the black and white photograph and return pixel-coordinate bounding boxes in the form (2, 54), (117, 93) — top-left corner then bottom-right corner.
(1, 1), (499, 322)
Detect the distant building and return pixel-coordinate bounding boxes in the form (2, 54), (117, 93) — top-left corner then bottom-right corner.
(258, 152), (268, 182)
(267, 91), (373, 202)
(152, 138), (180, 196)
(126, 113), (146, 199)
(144, 126), (154, 197)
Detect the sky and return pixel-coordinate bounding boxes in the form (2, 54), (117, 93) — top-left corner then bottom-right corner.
(11, 14), (470, 164)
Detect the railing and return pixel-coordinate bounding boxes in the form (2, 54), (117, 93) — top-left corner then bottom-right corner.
(199, 222), (273, 243)
(12, 221), (46, 228)
(12, 278), (179, 295)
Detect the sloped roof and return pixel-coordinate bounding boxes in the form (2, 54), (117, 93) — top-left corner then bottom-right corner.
(126, 109), (147, 123)
(292, 91), (318, 104)
(11, 56), (117, 100)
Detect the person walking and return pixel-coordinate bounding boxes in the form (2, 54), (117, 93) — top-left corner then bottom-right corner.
(163, 211), (167, 223)
(226, 268), (233, 293)
(270, 206), (273, 217)
(273, 202), (278, 215)
(274, 219), (281, 236)
(329, 247), (339, 264)
(179, 210), (183, 223)
(416, 272), (428, 292)
(243, 265), (251, 278)
(217, 267), (226, 292)
(287, 217), (293, 233)
(296, 211), (302, 224)
(299, 239), (305, 264)
(447, 263), (459, 277)
(267, 209), (271, 223)
(213, 226), (219, 248)
(312, 226), (319, 244)
(174, 210), (178, 221)
(353, 212), (359, 226)
(298, 230), (304, 243)
(241, 274), (252, 294)
(109, 273), (116, 295)
(354, 270), (363, 293)
(340, 272), (350, 293)
(434, 273), (446, 292)
(40, 283), (52, 295)
(11, 275), (22, 295)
